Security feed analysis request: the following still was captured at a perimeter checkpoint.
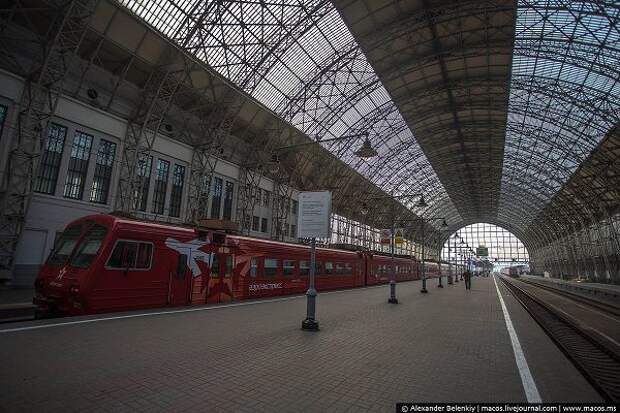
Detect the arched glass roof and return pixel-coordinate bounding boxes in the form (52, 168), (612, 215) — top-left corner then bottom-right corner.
(120, 0), (458, 224)
(500, 1), (620, 234)
(119, 0), (619, 242)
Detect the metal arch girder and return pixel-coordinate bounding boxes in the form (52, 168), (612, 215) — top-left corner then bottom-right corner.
(513, 38), (619, 81)
(510, 75), (619, 125)
(171, 0), (333, 94)
(115, 49), (195, 214)
(277, 40), (375, 123)
(380, 43), (513, 87)
(357, 0), (515, 53)
(0, 0), (99, 276)
(391, 74), (510, 107)
(504, 117), (600, 163)
(525, 126), (620, 246)
(184, 91), (250, 224)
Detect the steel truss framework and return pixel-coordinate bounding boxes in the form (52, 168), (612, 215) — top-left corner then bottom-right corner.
(0, 0), (99, 278)
(0, 0), (618, 283)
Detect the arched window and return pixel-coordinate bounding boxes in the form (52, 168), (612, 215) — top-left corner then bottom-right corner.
(441, 223), (529, 272)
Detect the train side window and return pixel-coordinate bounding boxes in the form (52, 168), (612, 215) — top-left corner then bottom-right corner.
(225, 255), (233, 278)
(283, 260), (295, 276)
(211, 254), (220, 278)
(136, 243), (153, 269)
(177, 254), (187, 279)
(335, 263), (344, 275)
(107, 241), (137, 269)
(264, 258), (278, 277)
(345, 262), (352, 275)
(299, 260), (310, 276)
(250, 257), (259, 277)
(325, 262), (333, 275)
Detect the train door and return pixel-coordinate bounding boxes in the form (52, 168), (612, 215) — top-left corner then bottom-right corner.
(169, 247), (190, 306)
(206, 251), (234, 304)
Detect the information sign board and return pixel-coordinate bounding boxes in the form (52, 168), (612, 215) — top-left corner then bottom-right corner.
(476, 246), (489, 257)
(297, 191), (332, 238)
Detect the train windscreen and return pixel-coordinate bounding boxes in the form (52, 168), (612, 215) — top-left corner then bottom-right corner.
(70, 224), (108, 268)
(47, 224), (84, 266)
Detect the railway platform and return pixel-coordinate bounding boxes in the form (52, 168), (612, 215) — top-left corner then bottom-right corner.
(0, 287), (35, 323)
(520, 274), (620, 303)
(0, 277), (604, 412)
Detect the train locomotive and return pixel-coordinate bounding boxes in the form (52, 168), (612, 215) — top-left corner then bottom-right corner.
(34, 214), (460, 317)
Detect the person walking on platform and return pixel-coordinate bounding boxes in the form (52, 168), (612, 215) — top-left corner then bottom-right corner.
(463, 270), (472, 290)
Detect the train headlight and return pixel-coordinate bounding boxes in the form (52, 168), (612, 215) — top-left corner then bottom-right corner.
(69, 285), (80, 296)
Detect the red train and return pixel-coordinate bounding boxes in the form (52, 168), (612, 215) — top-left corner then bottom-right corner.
(34, 214), (461, 317)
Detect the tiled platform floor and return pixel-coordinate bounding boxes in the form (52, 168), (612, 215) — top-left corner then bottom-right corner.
(0, 277), (601, 412)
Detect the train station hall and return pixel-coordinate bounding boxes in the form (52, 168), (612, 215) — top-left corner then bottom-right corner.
(0, 0), (619, 411)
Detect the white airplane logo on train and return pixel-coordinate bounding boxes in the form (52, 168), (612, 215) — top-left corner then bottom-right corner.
(165, 237), (213, 277)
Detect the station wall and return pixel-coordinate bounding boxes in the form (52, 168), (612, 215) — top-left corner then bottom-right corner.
(0, 70), (300, 287)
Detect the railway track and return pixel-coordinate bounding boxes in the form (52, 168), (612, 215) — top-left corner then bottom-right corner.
(518, 277), (620, 318)
(498, 276), (620, 403)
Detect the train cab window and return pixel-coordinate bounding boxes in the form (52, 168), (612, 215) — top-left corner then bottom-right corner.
(211, 254), (220, 278)
(225, 255), (233, 278)
(264, 258), (278, 277)
(299, 261), (310, 276)
(250, 257), (259, 277)
(47, 224), (83, 265)
(70, 224), (107, 268)
(283, 260), (295, 276)
(325, 262), (333, 275)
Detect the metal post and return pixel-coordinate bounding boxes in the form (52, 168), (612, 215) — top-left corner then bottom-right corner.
(438, 239), (444, 288)
(454, 235), (459, 283)
(389, 205), (398, 303)
(448, 238), (453, 284)
(302, 237), (319, 330)
(421, 223), (428, 293)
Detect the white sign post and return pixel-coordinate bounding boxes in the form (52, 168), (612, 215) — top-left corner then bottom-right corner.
(298, 191), (332, 331)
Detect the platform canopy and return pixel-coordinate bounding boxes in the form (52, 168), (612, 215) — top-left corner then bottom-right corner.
(116, 0), (618, 249)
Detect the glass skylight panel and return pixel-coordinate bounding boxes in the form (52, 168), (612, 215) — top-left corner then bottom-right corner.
(117, 0), (460, 221)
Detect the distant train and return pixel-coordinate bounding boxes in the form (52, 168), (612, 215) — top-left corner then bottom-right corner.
(34, 214), (464, 317)
(501, 265), (528, 278)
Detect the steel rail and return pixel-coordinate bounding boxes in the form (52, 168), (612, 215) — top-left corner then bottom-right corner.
(517, 278), (620, 318)
(498, 276), (620, 402)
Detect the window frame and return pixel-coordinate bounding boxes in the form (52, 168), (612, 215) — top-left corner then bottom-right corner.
(89, 138), (117, 204)
(283, 259), (296, 277)
(222, 180), (234, 220)
(168, 163), (186, 217)
(264, 257), (279, 278)
(63, 130), (94, 200)
(104, 239), (154, 272)
(250, 256), (260, 278)
(151, 158), (170, 215)
(35, 122), (67, 195)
